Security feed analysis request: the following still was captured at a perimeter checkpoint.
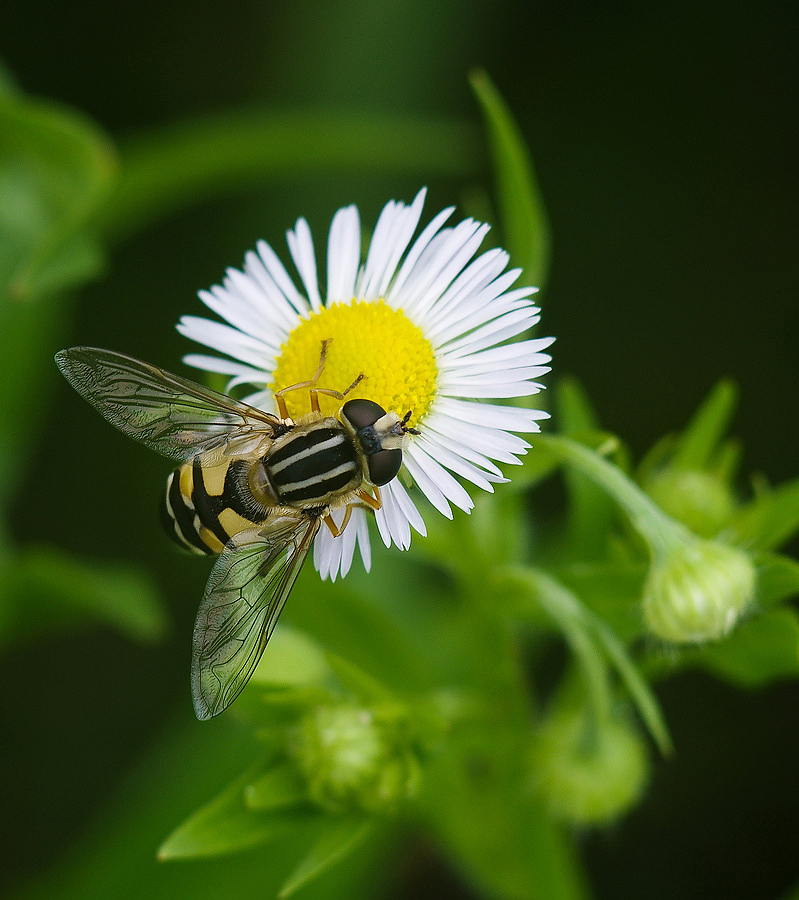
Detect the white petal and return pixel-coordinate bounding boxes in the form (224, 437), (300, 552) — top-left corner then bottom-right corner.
(401, 452), (453, 518)
(177, 317), (275, 370)
(375, 483), (411, 550)
(326, 205), (361, 302)
(287, 218), (322, 313)
(435, 396), (549, 433)
(414, 432), (504, 490)
(404, 443), (474, 513)
(388, 204), (455, 300)
(358, 189), (426, 300)
(438, 307), (541, 356)
(181, 353), (267, 383)
(253, 240), (311, 320)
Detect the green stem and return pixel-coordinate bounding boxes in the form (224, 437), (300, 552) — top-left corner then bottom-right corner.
(538, 435), (690, 558)
(500, 566), (613, 723)
(499, 564), (673, 756)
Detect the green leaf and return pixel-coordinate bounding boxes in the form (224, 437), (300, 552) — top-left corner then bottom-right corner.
(421, 730), (589, 900)
(536, 434), (691, 559)
(503, 565), (671, 756)
(245, 762), (308, 812)
(278, 816), (374, 898)
(727, 477), (799, 551)
(506, 566), (613, 723)
(556, 379), (619, 559)
(586, 611), (672, 756)
(0, 92), (115, 301)
(324, 651), (393, 705)
(555, 561), (647, 641)
(754, 552), (799, 606)
(159, 759), (313, 860)
(556, 377), (601, 433)
(102, 110), (481, 243)
(690, 607), (799, 687)
(250, 625), (330, 687)
(671, 380), (738, 470)
(0, 92), (115, 501)
(469, 69), (551, 287)
(0, 545), (167, 647)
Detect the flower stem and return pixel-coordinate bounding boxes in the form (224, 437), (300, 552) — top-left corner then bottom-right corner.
(538, 434), (690, 558)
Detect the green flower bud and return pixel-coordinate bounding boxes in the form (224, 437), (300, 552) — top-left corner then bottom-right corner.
(289, 704), (420, 815)
(644, 468), (736, 537)
(529, 709), (649, 826)
(642, 539), (755, 643)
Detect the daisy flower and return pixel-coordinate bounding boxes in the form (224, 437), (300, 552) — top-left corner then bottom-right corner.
(178, 189), (553, 580)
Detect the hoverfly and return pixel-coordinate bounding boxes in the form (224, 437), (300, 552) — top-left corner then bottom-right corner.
(55, 343), (417, 720)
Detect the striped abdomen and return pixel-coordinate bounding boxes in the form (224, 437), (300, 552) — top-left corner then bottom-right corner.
(266, 422), (361, 506)
(161, 458), (270, 555)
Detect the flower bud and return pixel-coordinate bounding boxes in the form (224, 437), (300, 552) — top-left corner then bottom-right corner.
(644, 469), (736, 537)
(289, 704), (420, 815)
(642, 539), (755, 643)
(529, 709), (649, 826)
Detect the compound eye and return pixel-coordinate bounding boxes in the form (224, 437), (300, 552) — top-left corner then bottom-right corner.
(342, 398), (386, 430)
(368, 448), (403, 486)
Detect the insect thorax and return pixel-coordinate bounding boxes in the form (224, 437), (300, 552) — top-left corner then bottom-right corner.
(263, 417), (363, 508)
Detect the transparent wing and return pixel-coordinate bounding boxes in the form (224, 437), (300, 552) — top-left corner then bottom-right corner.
(191, 512), (321, 720)
(55, 346), (283, 462)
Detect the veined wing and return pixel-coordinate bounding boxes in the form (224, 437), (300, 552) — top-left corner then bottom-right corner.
(191, 512), (321, 720)
(55, 346), (284, 462)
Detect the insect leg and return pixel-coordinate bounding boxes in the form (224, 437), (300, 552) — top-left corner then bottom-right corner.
(308, 372), (364, 413)
(274, 340), (331, 418)
(355, 486), (381, 511)
(322, 504), (354, 537)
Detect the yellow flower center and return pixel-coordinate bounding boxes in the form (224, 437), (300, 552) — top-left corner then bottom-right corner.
(270, 299), (437, 428)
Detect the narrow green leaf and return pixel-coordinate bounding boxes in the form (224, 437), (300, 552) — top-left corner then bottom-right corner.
(102, 110), (481, 243)
(278, 816), (374, 899)
(0, 545), (167, 647)
(556, 377), (601, 432)
(671, 380), (738, 470)
(556, 379), (618, 560)
(691, 607), (799, 687)
(754, 552), (799, 606)
(245, 762), (308, 812)
(537, 434), (691, 558)
(0, 92), (115, 301)
(469, 69), (551, 287)
(555, 561), (647, 642)
(250, 625), (330, 687)
(324, 651), (393, 704)
(159, 759), (313, 860)
(585, 610), (673, 756)
(509, 566), (613, 723)
(421, 732), (589, 900)
(504, 565), (672, 756)
(727, 477), (799, 551)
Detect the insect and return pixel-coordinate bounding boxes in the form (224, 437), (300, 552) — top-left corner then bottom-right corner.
(55, 343), (417, 720)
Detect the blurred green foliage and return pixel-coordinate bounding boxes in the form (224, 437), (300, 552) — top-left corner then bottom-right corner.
(2, 8), (799, 900)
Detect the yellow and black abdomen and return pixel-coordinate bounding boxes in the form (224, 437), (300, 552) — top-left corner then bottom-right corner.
(161, 458), (270, 555)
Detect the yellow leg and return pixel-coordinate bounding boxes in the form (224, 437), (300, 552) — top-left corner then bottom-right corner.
(356, 486), (382, 511)
(323, 504), (353, 537)
(275, 340), (365, 418)
(275, 340), (331, 418)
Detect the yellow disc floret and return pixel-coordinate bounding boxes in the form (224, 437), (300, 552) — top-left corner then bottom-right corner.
(270, 300), (437, 427)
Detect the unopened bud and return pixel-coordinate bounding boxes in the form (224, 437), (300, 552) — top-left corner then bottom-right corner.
(642, 539), (755, 643)
(290, 704), (420, 815)
(529, 709), (649, 826)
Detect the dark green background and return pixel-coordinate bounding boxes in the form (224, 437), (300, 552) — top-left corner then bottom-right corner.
(3, 1), (798, 898)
